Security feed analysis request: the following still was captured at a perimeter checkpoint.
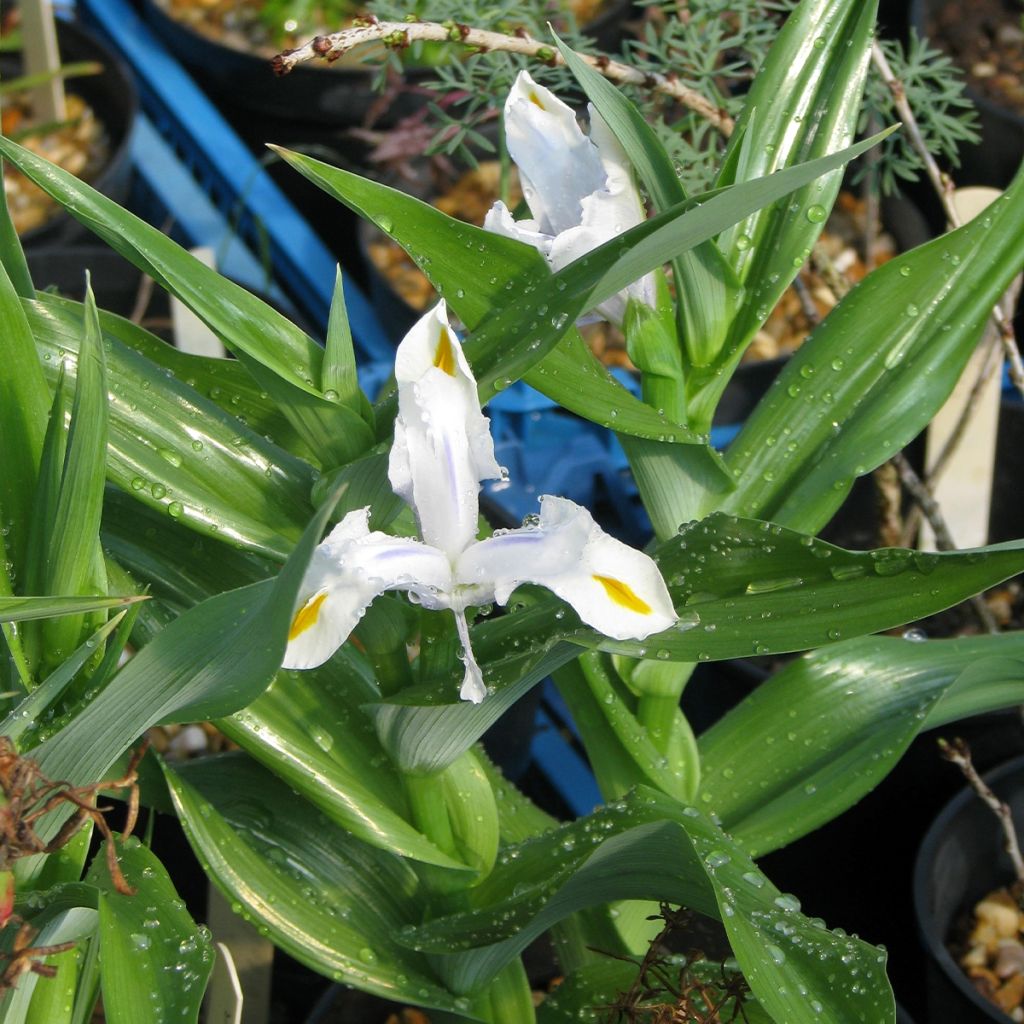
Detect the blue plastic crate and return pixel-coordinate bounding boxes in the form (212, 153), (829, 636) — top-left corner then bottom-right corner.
(74, 0), (391, 362)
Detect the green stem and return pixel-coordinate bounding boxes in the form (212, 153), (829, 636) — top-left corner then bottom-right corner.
(636, 692), (680, 755)
(486, 957), (535, 1024)
(403, 771), (458, 860)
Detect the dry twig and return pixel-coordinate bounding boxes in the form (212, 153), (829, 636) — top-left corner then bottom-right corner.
(890, 452), (999, 633)
(940, 737), (1024, 888)
(870, 40), (1024, 400)
(271, 19), (734, 135)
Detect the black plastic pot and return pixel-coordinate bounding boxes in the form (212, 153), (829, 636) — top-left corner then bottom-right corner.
(9, 17), (138, 248)
(910, 0), (1024, 190)
(914, 752), (1024, 1024)
(25, 245), (318, 339)
(139, 0), (631, 127)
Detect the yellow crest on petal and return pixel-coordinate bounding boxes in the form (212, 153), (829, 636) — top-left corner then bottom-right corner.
(592, 574), (652, 615)
(289, 591), (329, 640)
(434, 328), (457, 376)
(528, 90), (545, 110)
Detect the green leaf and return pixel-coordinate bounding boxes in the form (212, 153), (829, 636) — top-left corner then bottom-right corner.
(399, 788), (893, 1023)
(0, 160), (33, 299)
(26, 294), (315, 560)
(3, 613), (128, 745)
(323, 266), (368, 420)
(234, 350), (374, 470)
(27, 476), (348, 815)
(40, 283), (109, 667)
(0, 256), (49, 588)
(275, 133), (895, 444)
(0, 137), (326, 394)
(700, 632), (1024, 857)
(270, 146), (697, 446)
(88, 837), (213, 1024)
(704, 0), (878, 411)
(166, 753), (481, 1017)
(722, 159), (1024, 533)
(0, 903), (97, 1022)
(601, 514), (1024, 661)
(219, 663), (471, 870)
(0, 595), (141, 623)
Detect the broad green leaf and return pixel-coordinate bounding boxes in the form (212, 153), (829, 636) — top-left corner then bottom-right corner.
(700, 633), (1024, 858)
(88, 837), (213, 1024)
(3, 613), (127, 745)
(310, 448), (405, 530)
(0, 905), (97, 1022)
(0, 137), (326, 393)
(442, 748), (500, 880)
(26, 295), (315, 560)
(78, 296), (311, 459)
(27, 477), (347, 816)
(0, 259), (48, 581)
(601, 514), (1024, 660)
(399, 787), (893, 1023)
(234, 350), (374, 470)
(40, 285), (108, 667)
(722, 161), (1024, 533)
(368, 602), (581, 774)
(553, 35), (742, 368)
(0, 595), (140, 623)
(219, 664), (470, 870)
(166, 753), (482, 1018)
(24, 946), (81, 1024)
(101, 488), (272, 615)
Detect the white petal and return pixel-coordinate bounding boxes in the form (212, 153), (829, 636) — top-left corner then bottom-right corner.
(457, 496), (676, 640)
(482, 200), (553, 259)
(503, 70), (607, 237)
(388, 301), (502, 559)
(546, 108), (655, 324)
(283, 508), (452, 670)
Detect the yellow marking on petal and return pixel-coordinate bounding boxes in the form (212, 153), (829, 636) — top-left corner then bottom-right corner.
(528, 90), (545, 109)
(434, 327), (457, 376)
(289, 591), (328, 640)
(593, 575), (652, 614)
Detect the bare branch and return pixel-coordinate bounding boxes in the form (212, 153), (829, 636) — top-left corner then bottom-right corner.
(941, 737), (1024, 887)
(870, 40), (1024, 400)
(272, 20), (734, 136)
(891, 452), (999, 633)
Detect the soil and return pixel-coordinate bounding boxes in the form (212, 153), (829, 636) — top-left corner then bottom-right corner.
(2, 92), (109, 236)
(928, 0), (1024, 116)
(954, 884), (1024, 1021)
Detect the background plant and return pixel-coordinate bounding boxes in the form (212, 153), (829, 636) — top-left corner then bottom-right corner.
(0, 0), (1021, 1021)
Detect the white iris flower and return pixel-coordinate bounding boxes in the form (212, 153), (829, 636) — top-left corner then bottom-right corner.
(483, 70), (656, 325)
(283, 301), (677, 703)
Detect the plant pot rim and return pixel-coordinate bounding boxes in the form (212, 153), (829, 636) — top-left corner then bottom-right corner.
(913, 751), (1024, 1022)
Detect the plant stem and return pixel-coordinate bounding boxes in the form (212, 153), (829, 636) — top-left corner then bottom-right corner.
(404, 771), (458, 859)
(636, 692), (679, 755)
(272, 20), (734, 135)
(486, 957), (536, 1024)
(498, 110), (511, 210)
